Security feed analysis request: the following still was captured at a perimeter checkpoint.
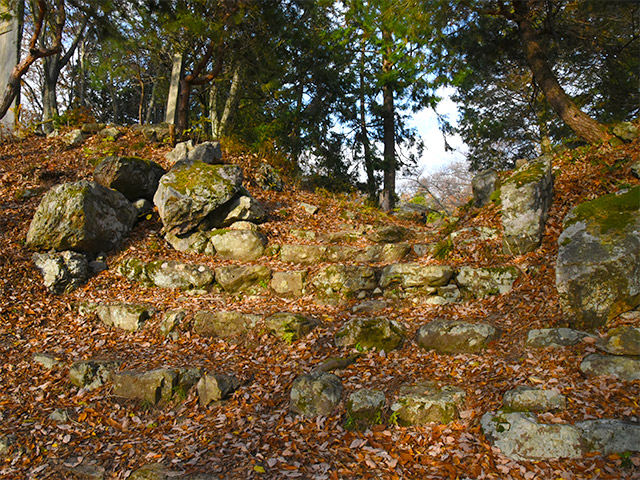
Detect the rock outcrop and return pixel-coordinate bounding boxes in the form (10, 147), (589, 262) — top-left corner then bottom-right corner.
(556, 187), (640, 330)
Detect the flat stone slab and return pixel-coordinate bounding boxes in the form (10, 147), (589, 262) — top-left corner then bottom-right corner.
(391, 382), (466, 425)
(69, 359), (121, 391)
(193, 311), (261, 339)
(502, 386), (566, 412)
(214, 265), (272, 294)
(265, 312), (318, 343)
(379, 263), (454, 289)
(579, 353), (640, 381)
(96, 302), (155, 332)
(335, 317), (405, 352)
(456, 266), (520, 298)
(482, 411), (640, 461)
(597, 326), (640, 355)
(416, 318), (501, 354)
(526, 328), (593, 348)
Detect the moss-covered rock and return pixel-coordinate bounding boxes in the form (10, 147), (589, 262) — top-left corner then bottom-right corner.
(26, 180), (136, 254)
(502, 386), (566, 413)
(153, 161), (243, 235)
(280, 244), (327, 264)
(265, 312), (318, 343)
(390, 382), (465, 425)
(311, 265), (378, 303)
(346, 389), (386, 430)
(335, 317), (405, 352)
(501, 155), (554, 255)
(93, 155), (166, 201)
(193, 311), (261, 339)
(379, 263), (454, 289)
(456, 266), (520, 298)
(214, 265), (272, 294)
(472, 169), (500, 208)
(597, 326), (640, 356)
(289, 372), (343, 417)
(556, 187), (640, 330)
(416, 318), (501, 354)
(96, 302), (155, 332)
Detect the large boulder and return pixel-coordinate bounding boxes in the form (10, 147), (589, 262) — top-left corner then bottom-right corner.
(416, 318), (501, 354)
(33, 251), (89, 294)
(26, 180), (136, 254)
(456, 266), (520, 298)
(208, 194), (267, 227)
(93, 156), (166, 201)
(289, 372), (343, 417)
(556, 187), (640, 330)
(472, 169), (500, 208)
(334, 317), (405, 352)
(153, 162), (243, 235)
(501, 156), (554, 255)
(390, 382), (466, 425)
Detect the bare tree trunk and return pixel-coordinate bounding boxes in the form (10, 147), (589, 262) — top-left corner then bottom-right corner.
(209, 80), (219, 137)
(145, 81), (156, 124)
(512, 0), (609, 144)
(379, 31), (396, 212)
(217, 64), (240, 137)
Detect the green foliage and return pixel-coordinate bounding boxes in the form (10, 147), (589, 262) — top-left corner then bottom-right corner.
(432, 237), (453, 260)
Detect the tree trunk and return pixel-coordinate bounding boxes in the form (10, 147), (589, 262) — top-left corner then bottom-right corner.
(176, 78), (191, 134)
(512, 0), (609, 144)
(41, 60), (58, 133)
(216, 64), (241, 138)
(380, 31), (396, 212)
(359, 41), (376, 204)
(145, 81), (156, 124)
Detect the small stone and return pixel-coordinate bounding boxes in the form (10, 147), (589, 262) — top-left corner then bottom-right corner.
(289, 372), (343, 417)
(96, 302), (155, 332)
(526, 328), (593, 348)
(391, 382), (466, 425)
(159, 309), (186, 338)
(69, 359), (121, 391)
(265, 312), (318, 343)
(503, 386), (566, 412)
(597, 326), (640, 355)
(346, 389), (386, 430)
(271, 270), (307, 297)
(335, 317), (405, 352)
(48, 409), (70, 423)
(300, 202), (319, 215)
(197, 373), (240, 406)
(580, 353), (640, 381)
(33, 352), (63, 369)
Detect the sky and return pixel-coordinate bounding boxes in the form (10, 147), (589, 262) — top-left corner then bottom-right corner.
(408, 87), (468, 176)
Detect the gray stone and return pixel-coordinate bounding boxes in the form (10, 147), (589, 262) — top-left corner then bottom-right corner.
(193, 311), (261, 338)
(96, 302), (155, 332)
(501, 155), (554, 255)
(323, 230), (362, 244)
(93, 156), (166, 201)
(81, 123), (105, 134)
(280, 244), (327, 264)
(271, 270), (307, 297)
(579, 353), (640, 381)
(214, 265), (272, 294)
(367, 225), (410, 244)
(265, 312), (318, 343)
(159, 309), (186, 338)
(112, 369), (178, 405)
(228, 220), (259, 231)
(131, 123), (170, 142)
(352, 299), (388, 314)
(256, 163), (284, 191)
(197, 373), (240, 406)
(207, 194), (267, 227)
(290, 229), (316, 241)
(632, 161), (640, 179)
(391, 382), (466, 425)
(526, 328), (593, 348)
(64, 129), (88, 146)
(97, 126), (121, 140)
(69, 359), (121, 390)
(481, 411), (583, 461)
(165, 140), (222, 165)
(450, 227), (499, 245)
(346, 389), (386, 430)
(437, 285), (461, 303)
(33, 250), (89, 294)
(456, 266), (520, 298)
(379, 263), (454, 290)
(164, 230), (216, 256)
(597, 326), (640, 355)
(146, 260), (214, 289)
(355, 244), (411, 263)
(289, 372), (343, 417)
(324, 245), (360, 263)
(612, 122), (639, 142)
(503, 386), (566, 412)
(63, 461), (106, 480)
(209, 229), (267, 261)
(416, 318), (501, 354)
(556, 187), (640, 331)
(153, 162), (243, 235)
(395, 201), (429, 222)
(33, 352), (63, 369)
(118, 258), (214, 289)
(48, 409), (70, 423)
(27, 180), (136, 254)
(576, 419), (640, 455)
(335, 317), (405, 352)
(0, 435), (16, 455)
(472, 169), (500, 208)
(312, 265), (378, 303)
(300, 202), (319, 215)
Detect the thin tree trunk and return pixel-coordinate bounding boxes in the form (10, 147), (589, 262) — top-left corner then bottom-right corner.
(145, 81), (156, 124)
(209, 80), (219, 137)
(512, 0), (609, 144)
(380, 31), (396, 212)
(41, 59), (57, 133)
(359, 41), (376, 203)
(217, 64), (241, 137)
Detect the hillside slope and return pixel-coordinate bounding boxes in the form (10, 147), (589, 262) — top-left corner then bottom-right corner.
(0, 130), (638, 479)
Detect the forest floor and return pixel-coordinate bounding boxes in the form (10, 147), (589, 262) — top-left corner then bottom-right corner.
(0, 129), (639, 480)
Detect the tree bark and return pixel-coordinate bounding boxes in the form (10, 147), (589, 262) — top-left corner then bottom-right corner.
(380, 31), (396, 212)
(359, 41), (376, 204)
(0, 0), (64, 121)
(512, 0), (609, 144)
